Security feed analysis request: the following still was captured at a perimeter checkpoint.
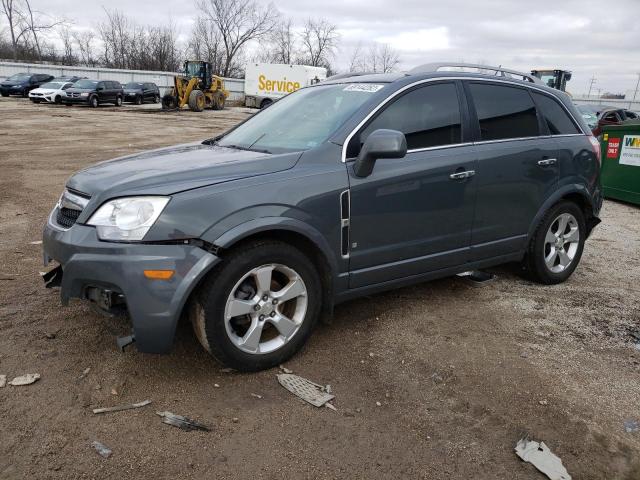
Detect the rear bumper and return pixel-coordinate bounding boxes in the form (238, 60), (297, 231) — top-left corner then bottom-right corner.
(42, 217), (220, 353)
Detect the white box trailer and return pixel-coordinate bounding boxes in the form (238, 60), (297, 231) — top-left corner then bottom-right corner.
(244, 63), (327, 108)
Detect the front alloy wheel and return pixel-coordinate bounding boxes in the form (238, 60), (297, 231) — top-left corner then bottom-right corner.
(224, 264), (308, 354)
(190, 240), (321, 371)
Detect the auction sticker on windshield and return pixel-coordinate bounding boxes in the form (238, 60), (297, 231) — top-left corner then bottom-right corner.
(343, 84), (385, 93)
(620, 135), (640, 167)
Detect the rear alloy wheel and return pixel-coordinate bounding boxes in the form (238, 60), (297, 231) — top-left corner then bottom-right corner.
(115, 95), (122, 107)
(523, 201), (585, 284)
(188, 89), (205, 112)
(90, 96), (99, 108)
(190, 241), (321, 371)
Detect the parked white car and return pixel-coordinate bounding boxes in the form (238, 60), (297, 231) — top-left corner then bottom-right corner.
(29, 81), (74, 104)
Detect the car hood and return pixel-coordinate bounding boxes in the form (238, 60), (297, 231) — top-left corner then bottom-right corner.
(67, 142), (301, 199)
(30, 87), (56, 94)
(1, 81), (26, 87)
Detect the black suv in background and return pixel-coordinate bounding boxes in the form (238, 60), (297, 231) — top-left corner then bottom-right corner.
(0, 73), (54, 97)
(123, 82), (160, 104)
(65, 80), (123, 108)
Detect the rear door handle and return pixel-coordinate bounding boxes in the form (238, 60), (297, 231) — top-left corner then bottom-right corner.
(449, 170), (476, 180)
(537, 158), (557, 166)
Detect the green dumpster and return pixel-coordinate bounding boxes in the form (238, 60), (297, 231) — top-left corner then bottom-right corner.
(600, 124), (640, 205)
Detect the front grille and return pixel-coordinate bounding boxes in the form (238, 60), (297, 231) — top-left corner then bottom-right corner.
(56, 207), (81, 228)
(67, 92), (81, 98)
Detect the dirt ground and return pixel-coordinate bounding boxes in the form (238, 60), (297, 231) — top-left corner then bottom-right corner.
(0, 98), (638, 480)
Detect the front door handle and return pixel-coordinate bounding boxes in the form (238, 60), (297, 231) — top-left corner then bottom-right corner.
(449, 170), (476, 180)
(537, 158), (557, 166)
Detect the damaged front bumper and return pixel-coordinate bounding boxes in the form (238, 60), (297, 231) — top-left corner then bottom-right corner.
(42, 221), (220, 353)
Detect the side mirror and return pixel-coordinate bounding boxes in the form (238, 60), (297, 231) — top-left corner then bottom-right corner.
(353, 129), (407, 178)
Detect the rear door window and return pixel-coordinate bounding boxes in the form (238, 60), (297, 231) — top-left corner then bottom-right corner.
(358, 82), (462, 151)
(531, 92), (581, 135)
(468, 83), (539, 141)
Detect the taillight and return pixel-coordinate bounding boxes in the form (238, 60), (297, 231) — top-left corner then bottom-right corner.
(588, 135), (601, 167)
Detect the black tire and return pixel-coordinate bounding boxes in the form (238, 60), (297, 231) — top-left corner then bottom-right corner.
(211, 92), (225, 110)
(65, 102), (72, 106)
(154, 94), (160, 103)
(54, 95), (61, 104)
(115, 95), (122, 107)
(188, 89), (205, 112)
(260, 98), (273, 109)
(135, 95), (142, 105)
(89, 96), (99, 108)
(190, 240), (322, 372)
(523, 201), (586, 285)
(1, 92), (8, 97)
(162, 94), (177, 110)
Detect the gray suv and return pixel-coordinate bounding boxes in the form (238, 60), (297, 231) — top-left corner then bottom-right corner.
(42, 63), (602, 371)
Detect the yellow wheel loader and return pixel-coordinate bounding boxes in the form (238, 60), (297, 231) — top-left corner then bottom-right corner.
(162, 60), (229, 112)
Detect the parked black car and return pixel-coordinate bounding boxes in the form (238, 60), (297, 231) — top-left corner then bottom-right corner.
(0, 73), (54, 97)
(43, 63), (602, 371)
(64, 80), (123, 107)
(123, 82), (160, 104)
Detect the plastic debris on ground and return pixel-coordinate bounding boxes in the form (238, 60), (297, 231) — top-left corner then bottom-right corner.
(92, 399), (151, 414)
(8, 373), (40, 386)
(0, 375), (6, 388)
(515, 438), (571, 480)
(624, 419), (639, 433)
(156, 411), (210, 431)
(250, 393), (262, 399)
(277, 373), (335, 408)
(91, 441), (112, 458)
(456, 270), (496, 286)
(279, 365), (293, 374)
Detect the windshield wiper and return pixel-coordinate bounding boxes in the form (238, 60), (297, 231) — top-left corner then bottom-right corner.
(220, 143), (271, 155)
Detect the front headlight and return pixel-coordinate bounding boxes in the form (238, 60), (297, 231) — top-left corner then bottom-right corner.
(87, 196), (170, 241)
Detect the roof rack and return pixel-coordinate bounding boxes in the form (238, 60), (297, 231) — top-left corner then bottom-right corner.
(409, 62), (542, 84)
(323, 71), (376, 82)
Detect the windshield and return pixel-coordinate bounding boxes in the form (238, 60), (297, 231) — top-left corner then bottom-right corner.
(74, 80), (98, 89)
(7, 73), (29, 81)
(125, 82), (143, 89)
(40, 82), (63, 89)
(218, 83), (386, 153)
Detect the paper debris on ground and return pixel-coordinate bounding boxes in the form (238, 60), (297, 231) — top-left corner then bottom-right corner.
(515, 438), (571, 480)
(624, 419), (639, 433)
(156, 411), (210, 431)
(8, 373), (40, 386)
(279, 365), (293, 374)
(250, 393), (262, 399)
(91, 441), (112, 458)
(0, 375), (6, 388)
(277, 373), (335, 408)
(92, 399), (151, 414)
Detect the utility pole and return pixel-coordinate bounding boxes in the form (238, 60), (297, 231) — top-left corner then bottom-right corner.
(587, 76), (597, 98)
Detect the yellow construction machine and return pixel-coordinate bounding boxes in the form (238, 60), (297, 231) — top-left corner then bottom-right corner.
(162, 60), (229, 112)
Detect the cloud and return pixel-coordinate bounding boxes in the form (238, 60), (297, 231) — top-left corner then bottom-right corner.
(377, 27), (450, 52)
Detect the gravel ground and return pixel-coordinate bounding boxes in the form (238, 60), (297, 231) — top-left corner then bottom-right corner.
(0, 98), (639, 480)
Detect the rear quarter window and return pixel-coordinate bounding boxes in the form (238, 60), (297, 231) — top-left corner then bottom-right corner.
(532, 92), (581, 135)
(468, 83), (539, 141)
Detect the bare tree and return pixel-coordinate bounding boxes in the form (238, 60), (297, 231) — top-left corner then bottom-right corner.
(347, 41), (400, 73)
(266, 18), (296, 64)
(57, 24), (77, 65)
(196, 0), (280, 77)
(187, 16), (225, 74)
(72, 29), (95, 66)
(298, 18), (339, 68)
(1, 0), (30, 59)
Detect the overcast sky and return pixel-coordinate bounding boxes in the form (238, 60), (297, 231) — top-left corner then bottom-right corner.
(31, 0), (640, 95)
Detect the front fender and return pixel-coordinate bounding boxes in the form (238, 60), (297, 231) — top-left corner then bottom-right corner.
(202, 216), (340, 278)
